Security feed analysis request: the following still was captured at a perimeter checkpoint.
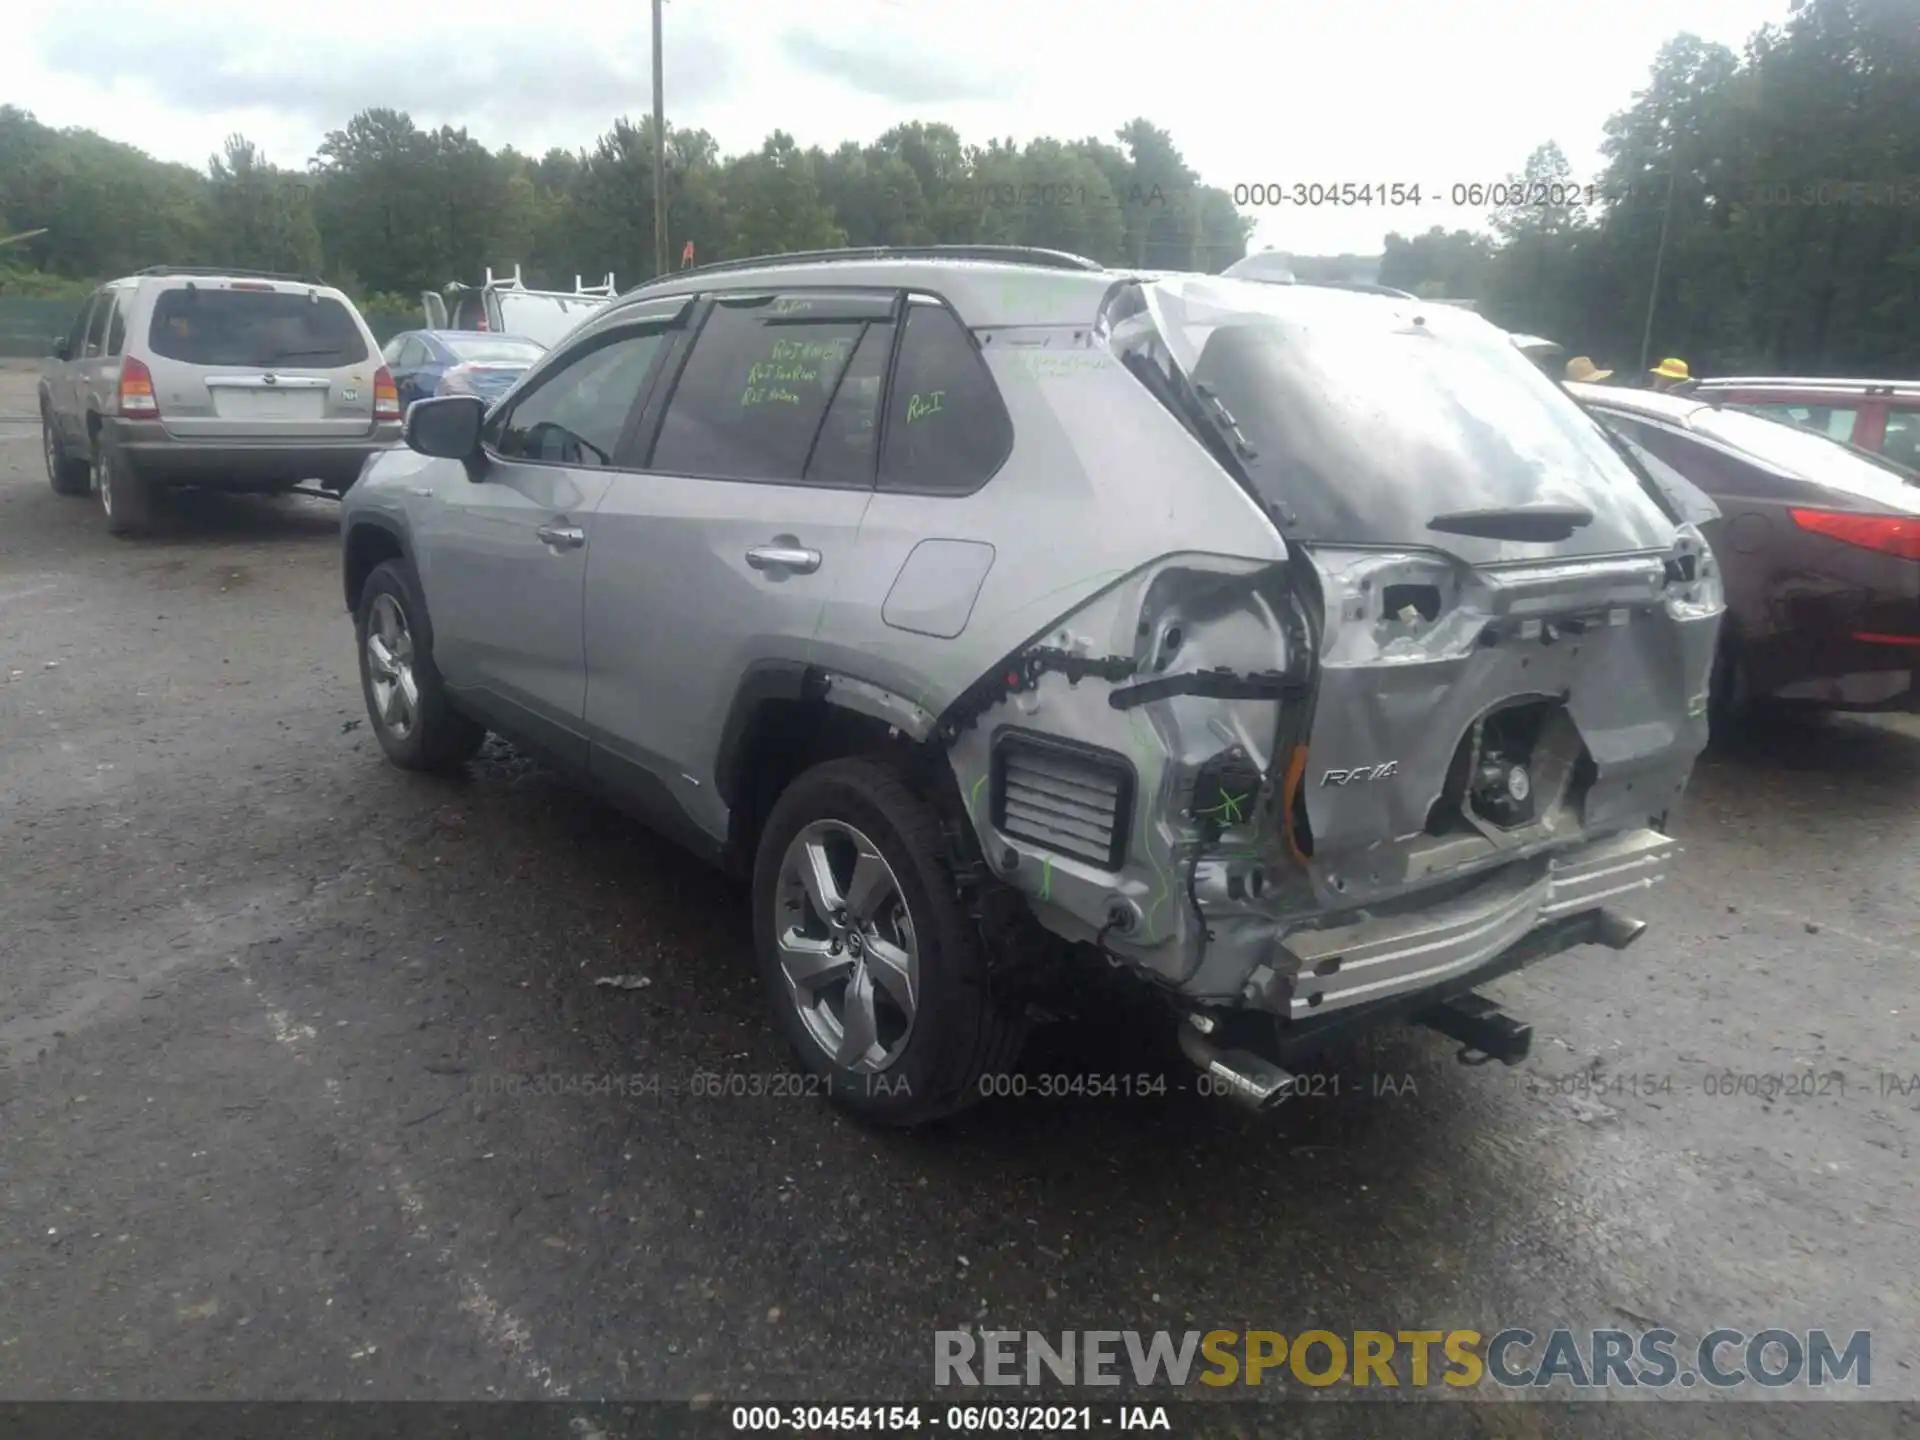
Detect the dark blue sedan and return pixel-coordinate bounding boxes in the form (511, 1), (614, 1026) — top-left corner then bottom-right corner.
(380, 329), (545, 411)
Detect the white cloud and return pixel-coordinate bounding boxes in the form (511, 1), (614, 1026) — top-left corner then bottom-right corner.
(15, 0), (1790, 255)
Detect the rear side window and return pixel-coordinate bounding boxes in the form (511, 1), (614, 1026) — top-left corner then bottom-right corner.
(147, 288), (370, 368)
(650, 301), (869, 484)
(1735, 401), (1859, 442)
(83, 293), (111, 356)
(104, 295), (127, 356)
(489, 327), (669, 467)
(1882, 411), (1920, 471)
(878, 302), (1012, 494)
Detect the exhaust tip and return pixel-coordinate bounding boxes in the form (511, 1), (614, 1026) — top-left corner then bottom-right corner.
(1596, 907), (1649, 951)
(1178, 1022), (1296, 1112)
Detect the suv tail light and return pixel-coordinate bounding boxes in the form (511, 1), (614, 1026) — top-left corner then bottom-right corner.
(1790, 508), (1920, 560)
(118, 356), (159, 417)
(373, 366), (401, 420)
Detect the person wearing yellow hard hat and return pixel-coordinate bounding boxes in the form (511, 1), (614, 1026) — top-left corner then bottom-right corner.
(1565, 356), (1613, 384)
(1649, 357), (1691, 392)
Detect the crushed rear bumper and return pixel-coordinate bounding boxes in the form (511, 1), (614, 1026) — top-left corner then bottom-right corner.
(1264, 827), (1676, 1018)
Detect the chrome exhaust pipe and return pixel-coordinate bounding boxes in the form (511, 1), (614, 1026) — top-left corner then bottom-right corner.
(1596, 907), (1648, 951)
(1178, 1021), (1297, 1112)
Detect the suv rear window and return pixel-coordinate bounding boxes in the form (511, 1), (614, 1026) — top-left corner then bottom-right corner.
(147, 288), (369, 368)
(1131, 277), (1678, 561)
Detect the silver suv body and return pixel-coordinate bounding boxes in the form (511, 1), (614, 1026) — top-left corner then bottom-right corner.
(340, 246), (1723, 1126)
(39, 267), (400, 534)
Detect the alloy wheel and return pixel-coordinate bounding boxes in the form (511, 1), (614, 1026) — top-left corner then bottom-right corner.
(774, 819), (921, 1073)
(365, 592), (420, 740)
(93, 445), (111, 517)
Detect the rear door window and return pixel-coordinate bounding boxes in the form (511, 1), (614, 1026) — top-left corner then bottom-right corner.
(1880, 410), (1920, 471)
(877, 301), (1013, 494)
(82, 292), (111, 357)
(1735, 401), (1860, 442)
(649, 295), (880, 485)
(804, 321), (893, 487)
(104, 294), (127, 356)
(147, 288), (370, 368)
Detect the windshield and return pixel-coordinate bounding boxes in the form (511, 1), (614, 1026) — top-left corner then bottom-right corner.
(147, 287), (368, 368)
(443, 335), (544, 364)
(1691, 408), (1920, 507)
(1133, 276), (1677, 562)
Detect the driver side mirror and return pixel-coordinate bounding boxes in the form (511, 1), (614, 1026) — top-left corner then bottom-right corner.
(403, 395), (487, 474)
(50, 336), (72, 362)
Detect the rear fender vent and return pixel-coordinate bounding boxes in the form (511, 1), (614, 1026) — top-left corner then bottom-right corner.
(990, 729), (1136, 872)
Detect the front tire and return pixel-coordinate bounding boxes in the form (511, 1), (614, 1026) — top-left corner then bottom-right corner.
(43, 410), (91, 496)
(752, 755), (1028, 1128)
(354, 559), (486, 774)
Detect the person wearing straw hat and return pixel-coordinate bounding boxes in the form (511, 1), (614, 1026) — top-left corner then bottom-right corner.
(1649, 357), (1691, 392)
(1565, 356), (1613, 384)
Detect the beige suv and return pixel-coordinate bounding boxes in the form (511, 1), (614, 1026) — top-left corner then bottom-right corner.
(39, 266), (402, 535)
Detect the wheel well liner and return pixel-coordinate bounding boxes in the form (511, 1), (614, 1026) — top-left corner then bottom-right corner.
(716, 663), (946, 874)
(342, 517), (410, 612)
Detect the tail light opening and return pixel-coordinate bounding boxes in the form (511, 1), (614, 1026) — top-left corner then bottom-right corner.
(118, 356), (158, 418)
(373, 366), (401, 420)
(1789, 508), (1920, 561)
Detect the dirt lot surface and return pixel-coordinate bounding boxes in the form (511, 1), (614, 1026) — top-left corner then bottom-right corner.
(1, 361), (1915, 1435)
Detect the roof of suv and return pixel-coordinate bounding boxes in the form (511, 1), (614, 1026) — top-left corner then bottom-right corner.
(599, 247), (1488, 334)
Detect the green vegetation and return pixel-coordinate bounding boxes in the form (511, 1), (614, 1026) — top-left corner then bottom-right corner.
(1382, 1), (1920, 372)
(2, 0), (1915, 371)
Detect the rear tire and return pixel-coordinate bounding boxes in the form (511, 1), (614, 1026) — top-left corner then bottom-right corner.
(752, 755), (1028, 1128)
(95, 433), (155, 536)
(43, 410), (91, 496)
(354, 558), (487, 774)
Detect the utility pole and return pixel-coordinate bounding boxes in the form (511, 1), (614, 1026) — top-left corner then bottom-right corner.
(651, 0), (668, 280)
(1638, 163), (1679, 374)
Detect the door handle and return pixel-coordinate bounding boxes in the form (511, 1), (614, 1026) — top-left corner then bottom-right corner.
(746, 545), (822, 574)
(536, 523), (586, 549)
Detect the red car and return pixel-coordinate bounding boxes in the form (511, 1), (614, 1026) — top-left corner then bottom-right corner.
(1571, 382), (1920, 721)
(1689, 376), (1920, 472)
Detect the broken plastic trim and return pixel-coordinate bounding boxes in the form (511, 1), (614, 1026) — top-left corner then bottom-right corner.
(936, 645), (1137, 744)
(1108, 666), (1307, 711)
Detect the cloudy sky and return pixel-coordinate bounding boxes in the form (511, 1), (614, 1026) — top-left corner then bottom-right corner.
(16, 0), (1790, 256)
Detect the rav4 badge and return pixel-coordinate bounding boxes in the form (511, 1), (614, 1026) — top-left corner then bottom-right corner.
(1321, 762), (1399, 786)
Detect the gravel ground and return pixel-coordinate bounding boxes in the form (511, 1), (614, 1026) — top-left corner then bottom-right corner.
(1, 362), (1915, 1433)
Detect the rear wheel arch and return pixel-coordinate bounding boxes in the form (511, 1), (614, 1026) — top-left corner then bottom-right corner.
(717, 667), (957, 877)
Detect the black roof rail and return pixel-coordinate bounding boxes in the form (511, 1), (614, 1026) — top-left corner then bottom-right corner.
(134, 265), (327, 285)
(628, 244), (1107, 292)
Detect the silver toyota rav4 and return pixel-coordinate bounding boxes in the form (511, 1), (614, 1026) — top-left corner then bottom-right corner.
(339, 245), (1724, 1127)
